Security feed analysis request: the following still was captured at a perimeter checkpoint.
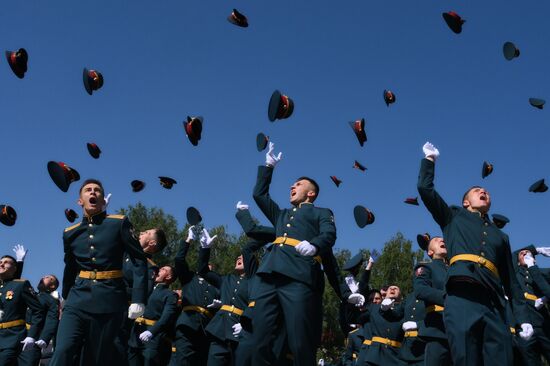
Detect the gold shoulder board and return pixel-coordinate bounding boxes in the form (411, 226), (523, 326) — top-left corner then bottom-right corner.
(107, 214), (125, 220)
(64, 223), (81, 232)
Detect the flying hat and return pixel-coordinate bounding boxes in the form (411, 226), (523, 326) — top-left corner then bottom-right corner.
(0, 205), (17, 226)
(82, 68), (104, 95)
(268, 90), (294, 122)
(503, 42), (520, 61)
(159, 177), (177, 189)
(353, 160), (367, 171)
(227, 8), (248, 27)
(86, 143), (101, 159)
(183, 116), (203, 146)
(383, 90), (396, 106)
(131, 180), (145, 192)
(529, 98), (545, 110)
(416, 233), (431, 251)
(5, 48), (28, 79)
(404, 197), (419, 206)
(349, 118), (367, 147)
(491, 214), (509, 229)
(529, 178), (548, 193)
(47, 161), (80, 192)
(186, 207), (202, 225)
(64, 209), (79, 223)
(442, 11), (465, 34)
(256, 133), (269, 152)
(482, 161), (493, 179)
(330, 176), (342, 187)
(353, 205), (375, 228)
(342, 253), (364, 271)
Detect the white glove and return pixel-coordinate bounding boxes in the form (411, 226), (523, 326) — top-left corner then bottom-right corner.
(236, 201), (249, 210)
(207, 299), (222, 309)
(265, 142), (282, 167)
(347, 293), (365, 307)
(139, 330), (153, 343)
(200, 229), (217, 249)
(186, 226), (196, 242)
(380, 298), (394, 311)
(21, 337), (35, 351)
(402, 321), (418, 331)
(295, 240), (318, 256)
(422, 142), (440, 160)
(519, 323), (534, 340)
(232, 323), (242, 336)
(524, 253), (536, 268)
(536, 247), (550, 257)
(128, 303), (145, 319)
(535, 297), (547, 310)
(318, 359), (325, 366)
(50, 291), (60, 300)
(13, 244), (27, 262)
(35, 340), (47, 349)
(104, 193), (112, 207)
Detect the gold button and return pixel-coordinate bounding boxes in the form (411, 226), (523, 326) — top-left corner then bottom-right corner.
(485, 222), (488, 226)
(90, 246), (95, 250)
(290, 216), (294, 220)
(234, 289), (237, 292)
(286, 224), (291, 227)
(283, 233), (287, 237)
(88, 224), (93, 227)
(480, 252), (485, 256)
(293, 208), (296, 212)
(279, 244), (283, 247)
(483, 232), (487, 236)
(91, 257), (96, 261)
(92, 279), (97, 283)
(89, 235), (94, 239)
(481, 241), (486, 245)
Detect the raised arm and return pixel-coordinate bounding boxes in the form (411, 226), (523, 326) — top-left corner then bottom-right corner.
(417, 143), (453, 228)
(252, 142), (283, 225)
(175, 227), (195, 285)
(413, 265), (445, 306)
(198, 248), (222, 288)
(13, 244), (27, 279)
(358, 256), (375, 295)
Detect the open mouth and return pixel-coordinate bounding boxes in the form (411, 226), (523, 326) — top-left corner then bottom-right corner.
(479, 195), (487, 201)
(89, 197), (97, 205)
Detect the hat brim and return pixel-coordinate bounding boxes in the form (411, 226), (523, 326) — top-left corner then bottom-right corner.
(491, 214), (509, 229)
(186, 207), (202, 225)
(0, 205), (17, 226)
(348, 120), (367, 147)
(227, 15), (249, 27)
(442, 13), (463, 34)
(47, 161), (70, 192)
(529, 179), (548, 193)
(416, 234), (429, 251)
(353, 205), (374, 228)
(529, 98), (545, 109)
(256, 133), (268, 151)
(87, 143), (101, 159)
(83, 68), (93, 95)
(6, 51), (25, 79)
(131, 180), (145, 192)
(65, 209), (78, 223)
(503, 42), (519, 61)
(482, 162), (492, 179)
(268, 90), (282, 122)
(342, 254), (364, 271)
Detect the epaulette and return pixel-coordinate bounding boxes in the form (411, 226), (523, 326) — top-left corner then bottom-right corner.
(147, 258), (158, 267)
(64, 222), (81, 232)
(107, 214), (125, 220)
(13, 278), (26, 282)
(349, 328), (359, 334)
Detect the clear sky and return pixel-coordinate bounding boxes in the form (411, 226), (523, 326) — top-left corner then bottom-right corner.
(1, 1), (550, 286)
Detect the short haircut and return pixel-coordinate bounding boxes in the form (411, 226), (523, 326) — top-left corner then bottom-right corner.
(79, 179), (104, 195)
(462, 186), (482, 205)
(165, 265), (176, 284)
(296, 176), (320, 196)
(154, 229), (168, 253)
(1, 255), (17, 265)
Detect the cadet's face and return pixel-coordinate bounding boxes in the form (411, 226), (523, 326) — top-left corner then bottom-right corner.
(463, 187), (491, 213)
(234, 255), (244, 271)
(78, 183), (105, 215)
(428, 237), (447, 258)
(372, 292), (382, 304)
(0, 257), (16, 279)
(518, 250), (531, 266)
(385, 285), (401, 300)
(290, 180), (316, 205)
(155, 266), (173, 283)
(139, 229), (157, 249)
(42, 275), (58, 290)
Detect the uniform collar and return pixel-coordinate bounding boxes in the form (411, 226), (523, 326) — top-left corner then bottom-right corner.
(82, 210), (107, 225)
(154, 283), (168, 290)
(297, 202), (314, 209)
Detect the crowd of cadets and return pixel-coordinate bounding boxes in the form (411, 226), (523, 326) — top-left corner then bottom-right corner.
(1, 141), (550, 365)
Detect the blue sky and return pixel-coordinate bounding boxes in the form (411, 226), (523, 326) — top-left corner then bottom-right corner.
(1, 1), (550, 286)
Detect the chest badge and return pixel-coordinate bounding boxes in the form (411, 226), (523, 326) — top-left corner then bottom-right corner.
(6, 291), (14, 300)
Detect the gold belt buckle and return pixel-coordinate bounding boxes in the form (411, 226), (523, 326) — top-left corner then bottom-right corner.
(229, 305), (235, 313)
(477, 257), (486, 265)
(90, 271), (97, 280)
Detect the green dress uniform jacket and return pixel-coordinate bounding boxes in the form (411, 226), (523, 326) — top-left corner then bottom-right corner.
(124, 252), (157, 301)
(342, 328), (364, 366)
(252, 165), (337, 289)
(413, 259), (447, 340)
(0, 279), (44, 349)
(62, 212), (148, 313)
(399, 294), (426, 364)
(417, 158), (528, 322)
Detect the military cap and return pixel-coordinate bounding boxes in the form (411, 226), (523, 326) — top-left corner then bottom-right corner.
(353, 160), (367, 171)
(442, 11), (465, 34)
(159, 177), (177, 189)
(491, 214), (509, 229)
(330, 176), (342, 187)
(47, 161), (80, 192)
(383, 90), (396, 106)
(518, 244), (537, 257)
(131, 180), (145, 192)
(186, 207), (202, 225)
(86, 143), (101, 159)
(183, 116), (203, 146)
(268, 90), (294, 122)
(404, 197), (419, 206)
(5, 48), (28, 79)
(529, 178), (548, 193)
(529, 98), (545, 110)
(65, 209), (79, 223)
(349, 118), (367, 146)
(256, 133), (269, 152)
(503, 42), (520, 61)
(416, 233), (431, 251)
(82, 68), (104, 95)
(0, 205), (17, 226)
(353, 205), (375, 228)
(343, 253), (364, 271)
(227, 8), (248, 27)
(482, 161), (493, 179)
